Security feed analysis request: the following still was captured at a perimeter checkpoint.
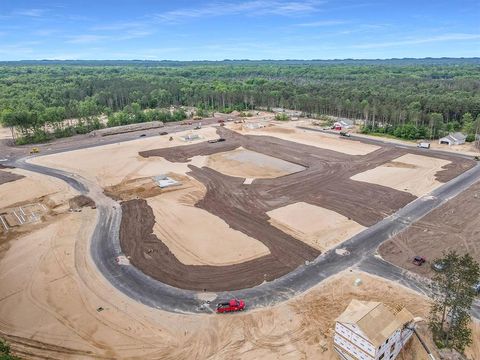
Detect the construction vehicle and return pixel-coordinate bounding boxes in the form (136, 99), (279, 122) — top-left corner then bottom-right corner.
(216, 299), (245, 313)
(30, 147), (39, 154)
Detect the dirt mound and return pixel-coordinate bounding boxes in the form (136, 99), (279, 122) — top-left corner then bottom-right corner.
(104, 174), (191, 201)
(68, 195), (95, 210)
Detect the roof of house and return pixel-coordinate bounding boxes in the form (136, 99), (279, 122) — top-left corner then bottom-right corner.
(339, 118), (354, 125)
(336, 300), (414, 348)
(440, 132), (467, 142)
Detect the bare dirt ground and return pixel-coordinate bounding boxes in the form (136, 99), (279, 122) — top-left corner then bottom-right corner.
(0, 167), (24, 185)
(69, 195), (96, 210)
(132, 127), (474, 290)
(207, 147), (305, 179)
(0, 168), (78, 210)
(29, 125), (475, 291)
(5, 222), (477, 360)
(1, 124), (479, 359)
(232, 122), (381, 156)
(30, 127), (220, 187)
(347, 125), (480, 157)
(146, 178), (270, 266)
(379, 181), (480, 277)
(267, 202), (365, 252)
(351, 153), (451, 197)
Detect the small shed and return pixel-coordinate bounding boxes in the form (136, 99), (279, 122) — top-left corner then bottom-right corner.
(439, 132), (466, 146)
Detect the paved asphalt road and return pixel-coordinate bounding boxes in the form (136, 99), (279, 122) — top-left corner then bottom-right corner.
(7, 124), (480, 317)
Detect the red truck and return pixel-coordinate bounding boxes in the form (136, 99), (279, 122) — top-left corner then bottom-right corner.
(216, 299), (246, 313)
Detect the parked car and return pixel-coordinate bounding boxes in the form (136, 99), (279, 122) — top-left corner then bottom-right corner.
(339, 131), (351, 137)
(413, 256), (426, 266)
(216, 299), (246, 313)
(431, 260), (447, 272)
(473, 282), (480, 295)
(159, 131), (168, 136)
(139, 134), (146, 137)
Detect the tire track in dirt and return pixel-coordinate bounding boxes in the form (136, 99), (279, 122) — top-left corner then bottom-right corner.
(126, 128), (476, 291)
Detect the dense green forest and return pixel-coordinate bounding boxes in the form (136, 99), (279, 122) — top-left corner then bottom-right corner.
(0, 59), (479, 144)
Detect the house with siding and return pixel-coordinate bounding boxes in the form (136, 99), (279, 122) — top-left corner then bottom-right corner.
(334, 300), (415, 360)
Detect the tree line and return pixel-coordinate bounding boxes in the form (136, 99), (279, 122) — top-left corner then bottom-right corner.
(0, 61), (479, 144)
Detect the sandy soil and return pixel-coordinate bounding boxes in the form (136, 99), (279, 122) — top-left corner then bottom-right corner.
(125, 128), (474, 290)
(267, 202), (365, 252)
(0, 168), (78, 209)
(147, 179), (270, 266)
(349, 128), (480, 157)
(232, 123), (380, 156)
(0, 166), (24, 185)
(351, 153), (451, 197)
(30, 127), (219, 187)
(379, 181), (480, 277)
(207, 147), (305, 179)
(6, 216), (472, 360)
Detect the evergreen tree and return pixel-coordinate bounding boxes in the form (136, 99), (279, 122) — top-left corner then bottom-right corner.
(429, 251), (480, 352)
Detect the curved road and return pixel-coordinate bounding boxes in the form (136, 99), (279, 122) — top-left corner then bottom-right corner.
(8, 132), (480, 316)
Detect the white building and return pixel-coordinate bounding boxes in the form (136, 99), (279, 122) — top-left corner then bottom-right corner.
(334, 119), (354, 129)
(439, 132), (467, 146)
(334, 300), (415, 360)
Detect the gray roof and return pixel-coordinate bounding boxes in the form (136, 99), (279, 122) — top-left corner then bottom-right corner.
(440, 132), (466, 142)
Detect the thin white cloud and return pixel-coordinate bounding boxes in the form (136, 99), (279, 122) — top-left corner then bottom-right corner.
(66, 35), (109, 44)
(297, 20), (348, 27)
(353, 33), (480, 49)
(33, 29), (58, 36)
(154, 0), (324, 23)
(14, 8), (47, 17)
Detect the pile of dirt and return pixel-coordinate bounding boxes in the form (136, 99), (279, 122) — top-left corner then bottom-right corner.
(68, 195), (95, 210)
(379, 181), (480, 277)
(104, 174), (188, 201)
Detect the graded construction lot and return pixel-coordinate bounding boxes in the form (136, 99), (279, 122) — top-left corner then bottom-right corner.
(30, 124), (475, 291)
(379, 180), (480, 276)
(1, 122), (480, 359)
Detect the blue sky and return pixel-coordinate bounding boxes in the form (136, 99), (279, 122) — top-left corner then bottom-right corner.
(0, 0), (479, 60)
